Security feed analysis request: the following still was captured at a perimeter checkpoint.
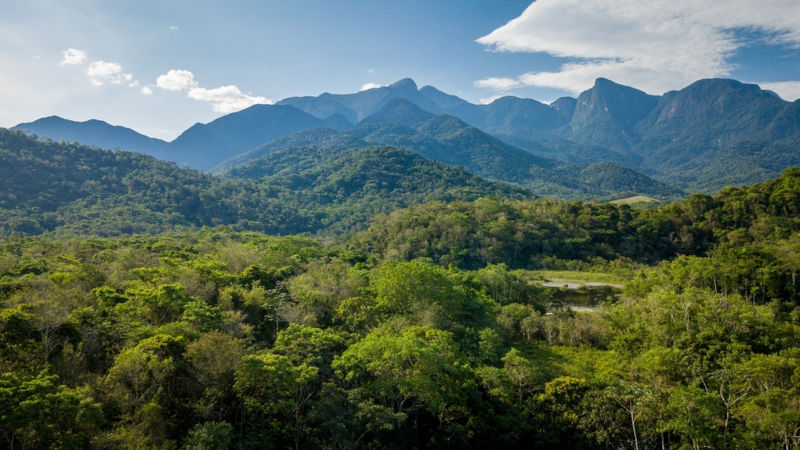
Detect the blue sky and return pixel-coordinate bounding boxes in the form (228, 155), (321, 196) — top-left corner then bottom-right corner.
(2, 0), (799, 140)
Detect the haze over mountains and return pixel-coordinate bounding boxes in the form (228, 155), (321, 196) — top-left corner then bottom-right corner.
(13, 76), (800, 195)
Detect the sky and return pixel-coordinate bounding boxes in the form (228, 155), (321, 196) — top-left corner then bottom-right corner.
(2, 0), (800, 140)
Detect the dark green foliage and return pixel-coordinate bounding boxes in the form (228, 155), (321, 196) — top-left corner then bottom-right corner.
(225, 145), (531, 235)
(357, 168), (800, 271)
(0, 372), (104, 449)
(211, 127), (367, 174)
(0, 129), (528, 237)
(1, 168), (800, 448)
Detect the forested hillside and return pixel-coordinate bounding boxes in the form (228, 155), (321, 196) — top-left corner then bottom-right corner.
(357, 167), (800, 270)
(0, 129), (528, 237)
(2, 168), (800, 448)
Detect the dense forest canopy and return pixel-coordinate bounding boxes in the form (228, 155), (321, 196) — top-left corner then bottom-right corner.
(2, 157), (800, 447)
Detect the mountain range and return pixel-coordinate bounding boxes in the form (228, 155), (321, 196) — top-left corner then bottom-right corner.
(214, 99), (678, 199)
(13, 76), (800, 195)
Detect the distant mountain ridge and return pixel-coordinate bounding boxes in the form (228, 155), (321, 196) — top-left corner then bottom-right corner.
(13, 116), (169, 158)
(166, 104), (353, 169)
(13, 76), (800, 193)
(271, 77), (800, 192)
(278, 78), (442, 122)
(214, 100), (682, 201)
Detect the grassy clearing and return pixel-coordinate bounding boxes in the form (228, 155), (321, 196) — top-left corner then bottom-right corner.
(608, 195), (659, 205)
(516, 343), (619, 383)
(525, 270), (629, 284)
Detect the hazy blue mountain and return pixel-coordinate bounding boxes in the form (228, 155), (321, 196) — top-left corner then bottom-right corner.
(550, 97), (577, 126)
(663, 139), (800, 192)
(222, 111), (681, 200)
(479, 96), (560, 135)
(418, 85), (486, 125)
(275, 94), (360, 123)
(420, 85), (565, 136)
(13, 76), (800, 194)
(419, 85), (475, 113)
(321, 113), (355, 131)
(12, 116), (168, 158)
(359, 98), (435, 128)
(395, 114), (679, 199)
(279, 78), (443, 122)
(167, 104), (345, 170)
(496, 132), (638, 166)
(558, 78), (658, 152)
(634, 79), (796, 168)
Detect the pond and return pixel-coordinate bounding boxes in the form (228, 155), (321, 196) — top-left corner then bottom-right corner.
(541, 279), (622, 312)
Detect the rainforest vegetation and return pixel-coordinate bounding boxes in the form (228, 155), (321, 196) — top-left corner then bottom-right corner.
(2, 165), (800, 449)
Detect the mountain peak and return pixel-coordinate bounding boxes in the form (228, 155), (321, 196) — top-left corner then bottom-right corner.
(591, 77), (649, 94)
(680, 78), (769, 98)
(389, 78), (418, 91)
(593, 77), (615, 86)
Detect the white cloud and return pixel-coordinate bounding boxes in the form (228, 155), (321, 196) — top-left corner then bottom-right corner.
(188, 85), (271, 113)
(169, 25), (179, 31)
(360, 82), (384, 91)
(476, 0), (800, 95)
(86, 60), (134, 86)
(140, 86), (153, 95)
(156, 69), (197, 91)
(156, 68), (272, 113)
(474, 77), (522, 91)
(60, 48), (87, 66)
(759, 81), (800, 101)
(61, 50), (139, 89)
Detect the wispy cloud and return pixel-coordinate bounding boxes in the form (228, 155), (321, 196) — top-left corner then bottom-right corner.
(155, 69), (272, 113)
(169, 25), (179, 31)
(140, 86), (153, 95)
(59, 48), (141, 90)
(476, 0), (800, 96)
(474, 77), (522, 91)
(188, 86), (271, 113)
(60, 48), (87, 66)
(759, 81), (800, 101)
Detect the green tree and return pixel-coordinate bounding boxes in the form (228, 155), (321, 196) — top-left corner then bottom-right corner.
(234, 352), (318, 449)
(333, 325), (476, 443)
(0, 372), (104, 449)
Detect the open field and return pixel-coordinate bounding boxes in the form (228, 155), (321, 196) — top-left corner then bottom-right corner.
(609, 195), (660, 205)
